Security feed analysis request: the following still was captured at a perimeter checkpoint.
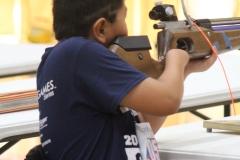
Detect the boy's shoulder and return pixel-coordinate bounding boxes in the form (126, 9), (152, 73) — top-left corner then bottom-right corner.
(58, 37), (91, 46)
(50, 37), (112, 59)
(56, 37), (103, 51)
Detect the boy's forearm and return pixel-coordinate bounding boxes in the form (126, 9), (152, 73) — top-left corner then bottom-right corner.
(138, 112), (167, 134)
(157, 49), (188, 105)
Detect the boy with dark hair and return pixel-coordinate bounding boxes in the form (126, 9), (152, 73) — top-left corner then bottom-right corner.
(37, 0), (217, 159)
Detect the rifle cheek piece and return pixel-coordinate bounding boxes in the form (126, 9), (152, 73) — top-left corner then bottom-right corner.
(110, 36), (151, 52)
(109, 36), (165, 79)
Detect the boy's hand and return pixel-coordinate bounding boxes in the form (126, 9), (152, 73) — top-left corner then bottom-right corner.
(184, 47), (218, 79)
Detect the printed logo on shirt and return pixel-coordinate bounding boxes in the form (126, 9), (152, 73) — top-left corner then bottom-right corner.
(38, 80), (57, 100)
(42, 139), (51, 148)
(40, 117), (48, 130)
(124, 135), (138, 146)
(124, 134), (142, 160)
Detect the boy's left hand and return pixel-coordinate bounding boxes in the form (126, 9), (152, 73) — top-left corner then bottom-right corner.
(184, 47), (218, 79)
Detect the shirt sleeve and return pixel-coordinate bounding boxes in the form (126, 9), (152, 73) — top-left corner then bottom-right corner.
(75, 41), (148, 114)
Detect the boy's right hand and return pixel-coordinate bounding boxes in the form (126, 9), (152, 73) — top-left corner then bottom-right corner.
(165, 49), (190, 69)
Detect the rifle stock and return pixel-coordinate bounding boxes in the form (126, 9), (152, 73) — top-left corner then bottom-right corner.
(109, 2), (240, 78)
(109, 36), (164, 78)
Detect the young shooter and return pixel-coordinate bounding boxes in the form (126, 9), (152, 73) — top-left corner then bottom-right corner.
(36, 0), (217, 159)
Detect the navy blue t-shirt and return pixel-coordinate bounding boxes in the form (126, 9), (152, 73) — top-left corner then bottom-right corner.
(37, 37), (148, 160)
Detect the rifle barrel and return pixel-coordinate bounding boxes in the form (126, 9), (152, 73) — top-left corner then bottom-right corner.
(210, 17), (240, 26)
(212, 24), (240, 31)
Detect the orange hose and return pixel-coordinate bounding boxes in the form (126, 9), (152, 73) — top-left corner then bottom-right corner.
(192, 22), (236, 116)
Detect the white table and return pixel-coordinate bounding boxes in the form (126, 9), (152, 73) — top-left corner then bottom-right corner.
(0, 43), (52, 77)
(181, 50), (240, 111)
(155, 116), (240, 160)
(0, 109), (39, 142)
(0, 77), (38, 154)
(0, 50), (240, 154)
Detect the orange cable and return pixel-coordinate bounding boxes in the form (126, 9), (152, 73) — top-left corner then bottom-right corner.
(192, 22), (236, 116)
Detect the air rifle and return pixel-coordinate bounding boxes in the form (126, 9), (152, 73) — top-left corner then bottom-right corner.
(109, 0), (240, 78)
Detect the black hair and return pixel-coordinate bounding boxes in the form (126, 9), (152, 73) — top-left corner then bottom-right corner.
(53, 0), (123, 41)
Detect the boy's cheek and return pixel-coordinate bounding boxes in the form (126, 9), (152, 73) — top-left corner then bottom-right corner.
(120, 24), (128, 36)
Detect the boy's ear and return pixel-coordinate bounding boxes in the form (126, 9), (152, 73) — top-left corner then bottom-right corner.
(92, 18), (108, 44)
